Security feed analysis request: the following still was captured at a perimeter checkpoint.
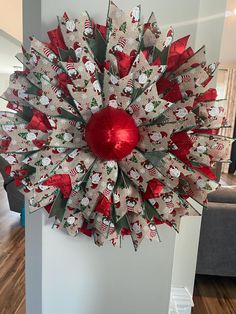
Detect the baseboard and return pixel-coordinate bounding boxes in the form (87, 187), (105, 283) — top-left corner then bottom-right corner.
(169, 287), (194, 314)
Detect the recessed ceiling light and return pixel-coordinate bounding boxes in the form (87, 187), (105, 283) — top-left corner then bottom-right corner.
(234, 8), (236, 15)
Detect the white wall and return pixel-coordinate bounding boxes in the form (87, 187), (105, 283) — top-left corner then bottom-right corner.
(40, 0), (200, 40)
(220, 0), (236, 64)
(195, 0), (227, 62)
(0, 73), (10, 110)
(42, 215), (176, 314)
(171, 206), (202, 297)
(0, 32), (22, 74)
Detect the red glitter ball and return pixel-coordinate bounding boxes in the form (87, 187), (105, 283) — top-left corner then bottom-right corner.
(85, 107), (139, 161)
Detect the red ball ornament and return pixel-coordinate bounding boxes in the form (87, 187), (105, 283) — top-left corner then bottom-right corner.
(85, 107), (139, 161)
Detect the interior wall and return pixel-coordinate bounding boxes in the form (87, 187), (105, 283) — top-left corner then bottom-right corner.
(0, 73), (10, 111)
(40, 0), (200, 43)
(220, 0), (236, 64)
(195, 0), (227, 62)
(0, 0), (23, 42)
(0, 34), (21, 74)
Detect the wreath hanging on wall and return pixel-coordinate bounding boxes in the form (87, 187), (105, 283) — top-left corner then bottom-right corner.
(0, 1), (233, 249)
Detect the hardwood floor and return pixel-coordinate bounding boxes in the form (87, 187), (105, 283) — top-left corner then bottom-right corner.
(220, 173), (236, 186)
(0, 175), (236, 313)
(193, 275), (236, 314)
(0, 185), (25, 314)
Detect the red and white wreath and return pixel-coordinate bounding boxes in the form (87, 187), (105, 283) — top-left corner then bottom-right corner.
(0, 1), (232, 249)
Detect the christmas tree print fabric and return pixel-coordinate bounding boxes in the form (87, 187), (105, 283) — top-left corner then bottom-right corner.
(0, 1), (233, 250)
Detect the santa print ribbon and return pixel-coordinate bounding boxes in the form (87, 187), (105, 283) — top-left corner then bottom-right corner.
(4, 167), (29, 187)
(6, 102), (23, 113)
(171, 131), (216, 180)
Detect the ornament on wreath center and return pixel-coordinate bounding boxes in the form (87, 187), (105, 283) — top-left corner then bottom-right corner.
(85, 107), (139, 161)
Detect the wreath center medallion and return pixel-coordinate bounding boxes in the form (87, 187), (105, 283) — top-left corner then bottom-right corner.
(85, 107), (139, 161)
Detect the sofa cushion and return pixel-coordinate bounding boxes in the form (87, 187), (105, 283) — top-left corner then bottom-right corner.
(208, 186), (236, 204)
(5, 181), (24, 213)
(197, 202), (236, 277)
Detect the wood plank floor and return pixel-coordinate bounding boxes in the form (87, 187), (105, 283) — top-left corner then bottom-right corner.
(0, 185), (25, 314)
(220, 173), (236, 186)
(192, 275), (236, 314)
(0, 175), (236, 314)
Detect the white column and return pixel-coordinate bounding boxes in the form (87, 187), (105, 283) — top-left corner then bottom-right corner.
(42, 218), (176, 314)
(171, 1), (226, 312)
(24, 2), (43, 314)
(23, 0), (219, 313)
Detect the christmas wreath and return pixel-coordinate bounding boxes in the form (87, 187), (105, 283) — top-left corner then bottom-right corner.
(0, 1), (233, 249)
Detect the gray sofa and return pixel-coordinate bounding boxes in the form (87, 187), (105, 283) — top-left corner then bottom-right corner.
(196, 186), (236, 277)
(0, 156), (24, 213)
